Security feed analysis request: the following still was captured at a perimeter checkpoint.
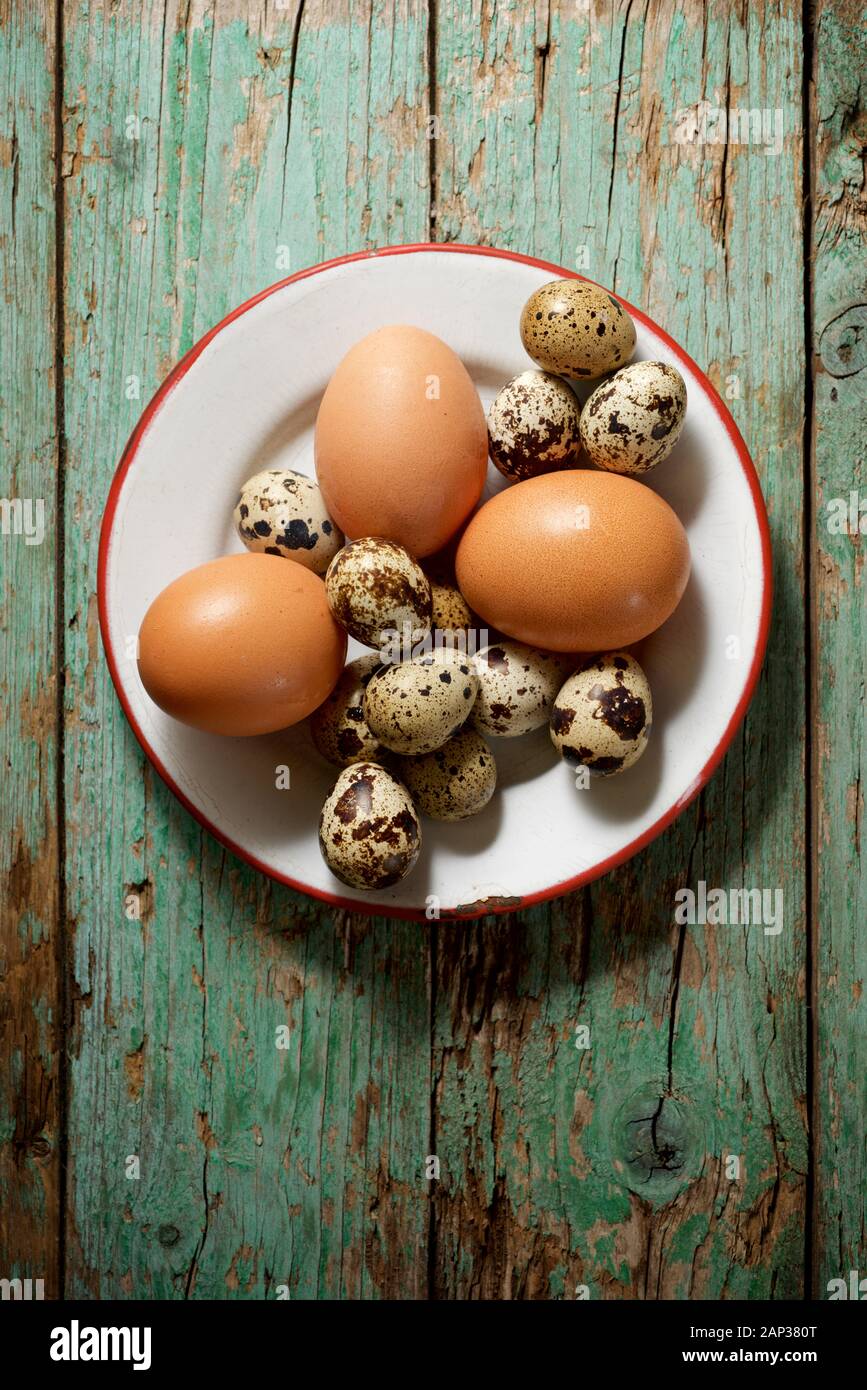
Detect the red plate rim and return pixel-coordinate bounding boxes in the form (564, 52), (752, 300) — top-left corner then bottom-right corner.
(97, 242), (773, 922)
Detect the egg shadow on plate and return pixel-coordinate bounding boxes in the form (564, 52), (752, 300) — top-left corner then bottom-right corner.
(633, 567), (708, 721)
(412, 793), (504, 885)
(216, 393), (324, 555)
(648, 414), (710, 528)
(573, 706), (665, 823)
(588, 569), (708, 825)
(240, 391), (322, 479)
(701, 508), (797, 853)
(490, 723), (560, 789)
(463, 355), (529, 399)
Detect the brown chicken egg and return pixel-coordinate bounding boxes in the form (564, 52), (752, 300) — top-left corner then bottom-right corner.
(137, 553), (347, 735)
(455, 471), (690, 652)
(314, 325), (488, 558)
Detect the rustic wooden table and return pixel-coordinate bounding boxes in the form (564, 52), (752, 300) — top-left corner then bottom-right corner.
(1, 0), (864, 1301)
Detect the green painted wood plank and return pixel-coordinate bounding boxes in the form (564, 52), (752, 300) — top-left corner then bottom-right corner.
(0, 0), (61, 1295)
(432, 0), (807, 1298)
(810, 0), (867, 1295)
(61, 0), (432, 1298)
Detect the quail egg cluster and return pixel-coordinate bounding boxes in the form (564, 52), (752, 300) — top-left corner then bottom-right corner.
(308, 540), (654, 889)
(499, 279), (686, 480)
(210, 278), (690, 898)
(308, 536), (506, 888)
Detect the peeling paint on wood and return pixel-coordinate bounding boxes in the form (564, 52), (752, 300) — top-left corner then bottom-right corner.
(432, 0), (808, 1299)
(0, 0), (863, 1301)
(59, 0), (431, 1299)
(0, 0), (61, 1297)
(810, 0), (867, 1295)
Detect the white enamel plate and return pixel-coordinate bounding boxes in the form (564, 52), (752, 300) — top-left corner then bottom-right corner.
(99, 245), (772, 920)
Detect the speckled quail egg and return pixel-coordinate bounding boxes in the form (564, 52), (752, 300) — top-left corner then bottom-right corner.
(363, 649), (479, 755)
(234, 469), (343, 574)
(318, 762), (421, 890)
(325, 537), (432, 651)
(472, 641), (576, 738)
(520, 279), (636, 380)
(398, 729), (497, 821)
(309, 654), (388, 767)
(580, 361), (687, 474)
(430, 580), (475, 634)
(487, 370), (582, 480)
(550, 651), (652, 776)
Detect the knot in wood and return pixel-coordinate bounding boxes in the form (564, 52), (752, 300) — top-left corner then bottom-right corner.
(613, 1085), (701, 1202)
(819, 305), (867, 377)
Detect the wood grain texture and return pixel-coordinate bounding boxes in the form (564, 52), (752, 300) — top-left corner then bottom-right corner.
(432, 0), (808, 1298)
(60, 0), (432, 1298)
(810, 0), (867, 1293)
(0, 0), (61, 1295)
(2, 0), (863, 1301)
